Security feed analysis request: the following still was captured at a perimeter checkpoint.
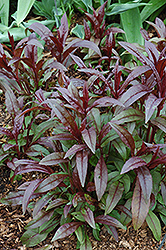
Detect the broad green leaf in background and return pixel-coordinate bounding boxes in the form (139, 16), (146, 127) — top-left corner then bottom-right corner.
(17, 0), (36, 26)
(146, 210), (161, 241)
(0, 0), (9, 26)
(141, 0), (166, 22)
(118, 0), (144, 45)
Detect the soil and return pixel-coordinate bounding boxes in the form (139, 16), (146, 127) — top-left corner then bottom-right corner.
(1, 8), (166, 250)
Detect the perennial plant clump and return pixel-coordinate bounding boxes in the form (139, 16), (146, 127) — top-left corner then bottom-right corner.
(0, 6), (166, 249)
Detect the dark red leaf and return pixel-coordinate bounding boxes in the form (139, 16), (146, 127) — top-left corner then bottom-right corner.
(51, 222), (83, 241)
(81, 206), (96, 229)
(64, 144), (86, 159)
(35, 174), (68, 193)
(76, 150), (89, 187)
(95, 215), (125, 229)
(132, 178), (150, 230)
(58, 13), (68, 46)
(121, 157), (146, 174)
(23, 179), (41, 214)
(161, 181), (166, 206)
(39, 152), (68, 165)
(145, 94), (163, 123)
(109, 122), (135, 156)
(94, 156), (108, 201)
(119, 84), (150, 108)
(137, 166), (152, 203)
(82, 127), (96, 154)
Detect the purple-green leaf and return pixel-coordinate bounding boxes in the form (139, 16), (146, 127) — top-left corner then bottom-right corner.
(105, 225), (118, 242)
(111, 108), (144, 125)
(33, 193), (55, 217)
(105, 181), (124, 215)
(121, 156), (146, 174)
(35, 174), (68, 193)
(46, 198), (67, 210)
(81, 206), (96, 229)
(90, 96), (124, 109)
(95, 215), (126, 229)
(94, 156), (108, 201)
(57, 86), (83, 112)
(48, 99), (80, 137)
(109, 122), (135, 156)
(132, 178), (150, 230)
(137, 166), (152, 203)
(23, 179), (41, 214)
(119, 65), (151, 94)
(76, 150), (88, 187)
(32, 119), (56, 142)
(119, 84), (150, 108)
(14, 164), (52, 176)
(27, 210), (54, 229)
(51, 222), (83, 241)
(145, 94), (163, 123)
(64, 144), (86, 159)
(82, 127), (96, 154)
(21, 228), (48, 247)
(161, 181), (166, 206)
(39, 152), (68, 165)
(0, 191), (24, 206)
(5, 88), (20, 116)
(151, 117), (166, 133)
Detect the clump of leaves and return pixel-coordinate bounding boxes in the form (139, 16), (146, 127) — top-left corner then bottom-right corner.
(1, 11), (166, 250)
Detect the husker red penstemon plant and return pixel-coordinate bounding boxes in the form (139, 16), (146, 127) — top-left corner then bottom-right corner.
(1, 13), (166, 249)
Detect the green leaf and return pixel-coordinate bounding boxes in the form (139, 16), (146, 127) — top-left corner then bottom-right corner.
(71, 24), (85, 39)
(17, 0), (36, 26)
(146, 210), (161, 241)
(120, 199), (132, 226)
(0, 0), (9, 26)
(118, 0), (144, 45)
(107, 1), (149, 16)
(141, 0), (166, 22)
(80, 235), (92, 250)
(21, 228), (47, 247)
(32, 119), (56, 142)
(112, 139), (127, 161)
(75, 226), (85, 244)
